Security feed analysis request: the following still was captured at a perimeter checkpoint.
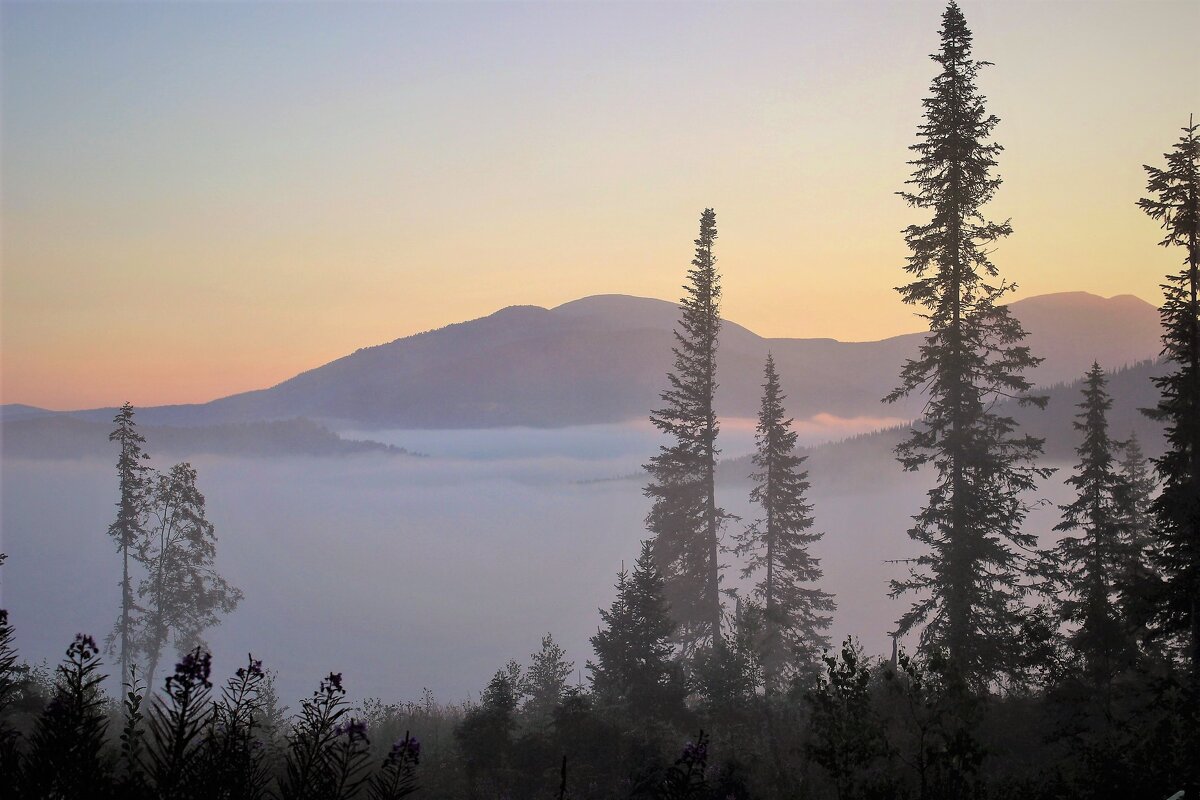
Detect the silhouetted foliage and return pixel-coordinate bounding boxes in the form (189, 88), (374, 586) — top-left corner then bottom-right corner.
(368, 731), (421, 800)
(736, 354), (835, 694)
(1114, 432), (1161, 648)
(655, 731), (708, 799)
(137, 462), (243, 694)
(645, 208), (728, 651)
(1037, 363), (1138, 685)
(107, 402), (153, 682)
(588, 541), (687, 731)
(523, 633), (573, 731)
(1139, 116), (1200, 677)
(21, 634), (112, 799)
(886, 0), (1049, 687)
(1138, 112), (1200, 798)
(280, 671), (372, 800)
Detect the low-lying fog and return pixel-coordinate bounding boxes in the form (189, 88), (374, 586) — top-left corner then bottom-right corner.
(1, 420), (1070, 705)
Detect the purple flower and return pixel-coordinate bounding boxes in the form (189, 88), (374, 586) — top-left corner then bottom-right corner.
(68, 633), (99, 660)
(334, 717), (368, 742)
(320, 671), (345, 697)
(236, 655), (264, 680)
(681, 740), (708, 763)
(167, 649), (213, 691)
(390, 734), (421, 764)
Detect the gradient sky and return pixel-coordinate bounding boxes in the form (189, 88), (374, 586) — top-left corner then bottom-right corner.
(2, 1), (1197, 410)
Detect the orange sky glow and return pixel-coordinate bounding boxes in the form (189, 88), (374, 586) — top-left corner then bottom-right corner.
(2, 1), (1197, 410)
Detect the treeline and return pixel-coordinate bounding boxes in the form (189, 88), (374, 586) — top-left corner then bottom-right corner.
(2, 0), (1198, 798)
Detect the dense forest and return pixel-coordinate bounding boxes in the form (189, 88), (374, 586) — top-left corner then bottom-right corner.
(2, 3), (1197, 798)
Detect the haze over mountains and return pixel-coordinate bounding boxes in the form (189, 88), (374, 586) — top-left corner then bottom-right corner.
(11, 290), (1162, 434)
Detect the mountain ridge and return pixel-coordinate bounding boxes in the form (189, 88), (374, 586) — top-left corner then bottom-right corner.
(22, 290), (1163, 430)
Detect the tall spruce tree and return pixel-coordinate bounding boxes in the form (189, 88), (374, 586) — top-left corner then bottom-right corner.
(735, 354), (834, 693)
(1138, 117), (1200, 680)
(587, 541), (686, 726)
(645, 208), (726, 650)
(1115, 432), (1160, 647)
(886, 1), (1048, 686)
(107, 402), (152, 684)
(1040, 364), (1134, 683)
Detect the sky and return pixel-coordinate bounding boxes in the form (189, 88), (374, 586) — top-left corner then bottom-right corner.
(2, 0), (1197, 410)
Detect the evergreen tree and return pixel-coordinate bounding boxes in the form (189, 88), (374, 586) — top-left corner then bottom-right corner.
(107, 402), (152, 683)
(1114, 432), (1160, 647)
(1138, 116), (1200, 680)
(588, 541), (686, 726)
(456, 670), (518, 798)
(644, 208), (726, 650)
(523, 633), (573, 730)
(886, 0), (1048, 686)
(137, 463), (242, 694)
(1039, 364), (1134, 684)
(735, 354), (834, 694)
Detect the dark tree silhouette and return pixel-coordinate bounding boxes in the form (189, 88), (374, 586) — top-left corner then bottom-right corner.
(588, 541), (686, 727)
(1138, 116), (1200, 682)
(136, 463), (242, 694)
(644, 208), (727, 651)
(21, 635), (111, 798)
(1114, 432), (1160, 648)
(456, 669), (519, 798)
(886, 0), (1048, 686)
(735, 354), (834, 694)
(1038, 364), (1135, 685)
(107, 402), (152, 683)
(522, 633), (573, 730)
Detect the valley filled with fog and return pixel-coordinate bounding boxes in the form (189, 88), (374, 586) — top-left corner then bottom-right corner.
(1, 419), (1073, 705)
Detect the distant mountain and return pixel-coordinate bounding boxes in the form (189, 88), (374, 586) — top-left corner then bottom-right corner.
(1, 416), (411, 460)
(0, 403), (54, 421)
(60, 291), (1162, 429)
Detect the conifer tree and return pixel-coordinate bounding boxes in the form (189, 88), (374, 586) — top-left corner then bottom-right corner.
(886, 1), (1048, 686)
(522, 634), (573, 729)
(1115, 432), (1160, 646)
(108, 402), (152, 683)
(645, 208), (726, 650)
(1039, 364), (1134, 683)
(588, 542), (686, 725)
(735, 354), (834, 693)
(1138, 117), (1200, 680)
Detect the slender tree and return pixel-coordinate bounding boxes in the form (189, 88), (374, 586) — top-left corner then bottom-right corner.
(1114, 432), (1160, 647)
(136, 463), (242, 694)
(644, 208), (726, 650)
(735, 354), (834, 693)
(1138, 116), (1200, 680)
(1039, 364), (1134, 684)
(886, 1), (1049, 686)
(108, 402), (152, 683)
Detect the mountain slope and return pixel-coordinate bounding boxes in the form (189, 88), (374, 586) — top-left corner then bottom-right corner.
(718, 358), (1167, 490)
(1, 416), (409, 460)
(66, 291), (1161, 429)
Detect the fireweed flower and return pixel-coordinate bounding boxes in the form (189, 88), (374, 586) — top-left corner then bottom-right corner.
(320, 672), (345, 696)
(389, 735), (421, 764)
(68, 633), (99, 660)
(236, 655), (264, 680)
(168, 649), (213, 691)
(334, 717), (368, 742)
